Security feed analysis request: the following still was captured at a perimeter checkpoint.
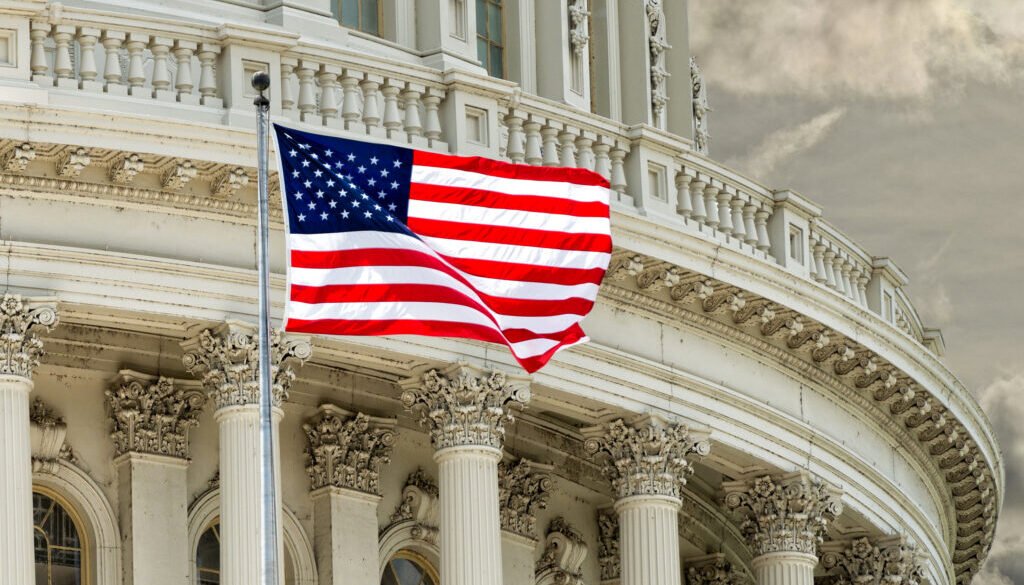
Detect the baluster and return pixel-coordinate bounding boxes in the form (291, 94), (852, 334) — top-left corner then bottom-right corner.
(280, 57), (297, 114)
(197, 43), (221, 107)
(171, 40), (197, 104)
(841, 261), (855, 299)
(149, 37), (173, 100)
(422, 88), (444, 147)
(593, 140), (611, 180)
(30, 22), (51, 84)
(360, 74), (382, 133)
(125, 33), (149, 96)
(540, 126), (560, 166)
(52, 25), (75, 87)
(857, 274), (870, 307)
(689, 177), (707, 223)
(381, 78), (403, 139)
(730, 196), (746, 241)
(403, 83), (425, 143)
(822, 249), (837, 288)
(812, 241), (828, 283)
(832, 254), (847, 294)
(575, 133), (595, 170)
(296, 61), (318, 122)
(754, 206), (771, 252)
(743, 203), (759, 246)
(558, 129), (577, 167)
(609, 146), (628, 199)
(717, 186), (734, 234)
(318, 64), (341, 126)
(850, 267), (864, 305)
(340, 69), (363, 131)
(675, 170), (693, 219)
(523, 118), (543, 165)
(77, 27), (102, 91)
(504, 111), (525, 163)
(703, 182), (720, 228)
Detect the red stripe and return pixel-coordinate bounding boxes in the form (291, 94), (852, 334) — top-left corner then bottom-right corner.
(406, 217), (613, 253)
(292, 248), (604, 286)
(290, 283), (594, 317)
(409, 183), (610, 218)
(413, 150), (610, 188)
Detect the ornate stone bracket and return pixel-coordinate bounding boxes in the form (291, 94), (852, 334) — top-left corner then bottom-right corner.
(386, 467), (440, 544)
(303, 404), (396, 495)
(106, 371), (205, 458)
(597, 508), (620, 583)
(181, 321), (311, 410)
(721, 471), (843, 557)
(29, 398), (77, 473)
(1, 143), (35, 172)
(498, 458), (552, 539)
(400, 362), (531, 451)
(583, 415), (710, 500)
(820, 536), (927, 585)
(685, 554), (745, 585)
(0, 294), (59, 379)
(536, 517), (588, 585)
(690, 56), (711, 155)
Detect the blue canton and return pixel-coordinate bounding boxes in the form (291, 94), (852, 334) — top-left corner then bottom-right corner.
(274, 124), (415, 236)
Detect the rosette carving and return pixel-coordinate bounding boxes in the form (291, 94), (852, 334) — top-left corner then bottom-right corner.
(303, 405), (396, 495)
(106, 372), (205, 458)
(498, 458), (551, 538)
(181, 321), (311, 410)
(721, 471), (843, 557)
(0, 294), (58, 378)
(821, 536), (926, 585)
(583, 416), (710, 499)
(400, 363), (531, 450)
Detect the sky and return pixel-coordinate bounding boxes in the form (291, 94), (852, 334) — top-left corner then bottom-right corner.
(687, 1), (1024, 582)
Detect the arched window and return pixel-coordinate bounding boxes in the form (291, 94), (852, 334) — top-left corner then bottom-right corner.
(380, 551), (438, 585)
(33, 489), (85, 585)
(194, 520), (298, 585)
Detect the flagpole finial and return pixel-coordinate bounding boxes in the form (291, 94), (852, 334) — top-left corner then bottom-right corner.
(251, 71), (270, 107)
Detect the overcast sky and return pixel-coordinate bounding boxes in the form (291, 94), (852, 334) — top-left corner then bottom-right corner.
(688, 1), (1024, 582)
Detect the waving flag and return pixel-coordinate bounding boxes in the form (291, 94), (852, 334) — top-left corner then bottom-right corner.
(272, 124), (612, 373)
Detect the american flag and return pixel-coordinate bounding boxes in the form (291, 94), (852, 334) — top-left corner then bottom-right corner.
(272, 124), (612, 373)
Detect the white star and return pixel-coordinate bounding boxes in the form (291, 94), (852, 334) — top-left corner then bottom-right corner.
(367, 178), (376, 186)
(364, 211), (372, 218)
(352, 200), (360, 208)
(339, 189), (348, 197)
(314, 169), (323, 177)
(304, 180), (312, 188)
(373, 204), (382, 211)
(324, 149), (333, 157)
(370, 156), (379, 165)
(393, 159), (403, 168)
(377, 191), (386, 199)
(390, 181), (399, 190)
(346, 175), (354, 181)
(386, 215), (393, 221)
(297, 213), (306, 221)
(316, 190), (324, 198)
(328, 200), (337, 208)
(291, 170), (300, 178)
(293, 192), (303, 200)
(341, 210), (350, 219)
(326, 179), (335, 187)
(310, 153), (319, 160)
(357, 166), (367, 174)
(320, 212), (328, 220)
(361, 193), (370, 200)
(289, 149), (297, 157)
(347, 153), (356, 161)
(381, 169), (389, 178)
(301, 160), (310, 167)
(334, 161), (344, 168)
(307, 202), (316, 210)
(300, 143), (310, 150)
(388, 203), (397, 211)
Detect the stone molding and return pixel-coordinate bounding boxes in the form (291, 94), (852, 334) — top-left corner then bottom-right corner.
(597, 508), (620, 583)
(0, 294), (58, 379)
(181, 321), (311, 410)
(387, 467), (440, 544)
(536, 517), (588, 585)
(29, 398), (76, 473)
(400, 362), (531, 451)
(685, 554), (745, 585)
(583, 415), (710, 500)
(821, 536), (926, 585)
(722, 471), (843, 557)
(497, 458), (551, 539)
(302, 404), (396, 495)
(106, 371), (205, 458)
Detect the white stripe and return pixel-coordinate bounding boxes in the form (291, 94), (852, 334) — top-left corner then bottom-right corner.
(412, 165), (610, 204)
(290, 231), (610, 271)
(291, 264), (599, 302)
(407, 199), (611, 235)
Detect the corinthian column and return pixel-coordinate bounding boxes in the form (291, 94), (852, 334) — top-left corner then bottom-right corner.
(722, 472), (843, 585)
(0, 294), (57, 585)
(303, 405), (396, 585)
(820, 536), (926, 585)
(400, 363), (531, 585)
(107, 372), (205, 585)
(182, 322), (311, 585)
(583, 415), (710, 585)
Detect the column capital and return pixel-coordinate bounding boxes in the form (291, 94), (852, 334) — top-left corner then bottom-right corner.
(685, 554), (745, 585)
(498, 458), (552, 539)
(106, 371), (205, 459)
(722, 471), (843, 557)
(0, 293), (58, 379)
(181, 321), (311, 411)
(303, 404), (396, 496)
(583, 415), (710, 500)
(400, 362), (531, 451)
(821, 536), (926, 585)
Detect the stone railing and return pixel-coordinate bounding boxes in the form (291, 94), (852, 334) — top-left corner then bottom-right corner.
(1, 4), (937, 353)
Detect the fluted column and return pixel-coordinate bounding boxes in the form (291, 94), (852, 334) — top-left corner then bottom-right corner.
(0, 294), (58, 585)
(182, 322), (311, 585)
(498, 459), (551, 585)
(722, 472), (843, 585)
(820, 536), (926, 585)
(584, 416), (710, 585)
(304, 405), (396, 585)
(401, 363), (531, 585)
(107, 372), (205, 585)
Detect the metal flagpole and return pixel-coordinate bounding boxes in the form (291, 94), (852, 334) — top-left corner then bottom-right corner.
(251, 70), (280, 585)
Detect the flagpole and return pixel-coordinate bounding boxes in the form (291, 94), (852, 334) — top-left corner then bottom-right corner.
(251, 70), (280, 585)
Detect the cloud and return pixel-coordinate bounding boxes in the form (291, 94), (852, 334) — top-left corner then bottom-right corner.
(735, 107), (846, 176)
(689, 0), (1024, 99)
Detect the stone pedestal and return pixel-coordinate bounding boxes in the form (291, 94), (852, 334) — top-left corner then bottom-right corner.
(312, 488), (381, 585)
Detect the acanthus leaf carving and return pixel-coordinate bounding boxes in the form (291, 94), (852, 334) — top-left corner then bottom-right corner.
(29, 398), (77, 472)
(498, 458), (551, 539)
(1, 142), (36, 173)
(212, 167), (249, 197)
(0, 294), (58, 378)
(597, 508), (620, 582)
(645, 0), (671, 128)
(106, 372), (205, 458)
(685, 554), (745, 585)
(536, 517), (588, 585)
(162, 160), (198, 191)
(821, 536), (926, 585)
(691, 57), (711, 154)
(303, 405), (396, 495)
(56, 147), (91, 178)
(386, 467), (440, 543)
(109, 153), (144, 184)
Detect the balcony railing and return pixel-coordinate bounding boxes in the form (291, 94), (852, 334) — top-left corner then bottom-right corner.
(2, 4), (942, 355)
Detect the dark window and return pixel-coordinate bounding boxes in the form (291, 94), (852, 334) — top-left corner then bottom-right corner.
(380, 552), (438, 585)
(475, 0), (504, 78)
(33, 491), (83, 585)
(334, 0), (381, 36)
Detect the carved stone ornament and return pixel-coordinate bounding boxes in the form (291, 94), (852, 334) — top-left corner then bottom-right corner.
(690, 56), (711, 155)
(181, 321), (312, 410)
(56, 147), (91, 178)
(721, 471), (843, 557)
(536, 517), (588, 585)
(110, 153), (144, 184)
(645, 0), (671, 127)
(106, 372), (205, 458)
(583, 416), (710, 500)
(162, 160), (198, 190)
(597, 508), (620, 582)
(568, 0), (590, 57)
(498, 458), (551, 538)
(1, 142), (36, 173)
(0, 294), (58, 378)
(400, 362), (531, 450)
(821, 536), (926, 585)
(685, 554), (744, 585)
(29, 398), (77, 473)
(387, 468), (440, 543)
(303, 405), (396, 495)
(212, 167), (249, 197)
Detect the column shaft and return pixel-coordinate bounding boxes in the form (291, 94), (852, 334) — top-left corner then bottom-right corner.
(117, 454), (190, 585)
(752, 552), (817, 585)
(0, 375), (34, 585)
(436, 446), (504, 585)
(616, 495), (681, 585)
